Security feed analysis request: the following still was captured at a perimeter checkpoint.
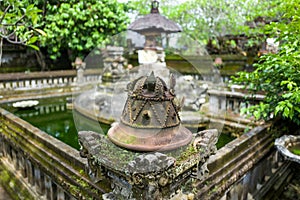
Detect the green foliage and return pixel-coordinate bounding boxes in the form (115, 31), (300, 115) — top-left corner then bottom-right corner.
(130, 0), (275, 45)
(41, 0), (131, 60)
(1, 0), (131, 64)
(232, 0), (300, 125)
(0, 1), (43, 49)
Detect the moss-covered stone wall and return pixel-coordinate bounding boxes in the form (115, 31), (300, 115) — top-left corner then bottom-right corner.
(0, 107), (108, 199)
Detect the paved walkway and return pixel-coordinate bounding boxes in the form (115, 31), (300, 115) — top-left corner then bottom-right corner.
(0, 185), (12, 200)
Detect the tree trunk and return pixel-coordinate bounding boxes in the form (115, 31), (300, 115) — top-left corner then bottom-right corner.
(35, 50), (48, 71)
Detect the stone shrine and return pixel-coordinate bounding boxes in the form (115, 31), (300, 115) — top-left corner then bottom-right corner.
(78, 73), (219, 199)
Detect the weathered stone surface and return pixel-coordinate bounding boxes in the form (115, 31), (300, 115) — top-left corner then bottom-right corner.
(79, 129), (218, 200)
(107, 72), (193, 152)
(127, 152), (175, 174)
(275, 135), (300, 164)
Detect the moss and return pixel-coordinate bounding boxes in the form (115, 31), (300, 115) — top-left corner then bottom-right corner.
(123, 135), (137, 144)
(175, 145), (197, 163)
(66, 176), (103, 198)
(0, 163), (34, 200)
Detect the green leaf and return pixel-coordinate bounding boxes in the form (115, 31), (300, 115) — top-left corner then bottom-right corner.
(283, 107), (290, 118)
(34, 29), (47, 36)
(287, 102), (293, 109)
(282, 93), (293, 98)
(275, 106), (281, 115)
(50, 55), (57, 60)
(253, 111), (261, 120)
(28, 36), (38, 44)
(27, 44), (39, 50)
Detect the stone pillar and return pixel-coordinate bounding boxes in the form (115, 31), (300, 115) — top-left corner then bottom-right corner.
(57, 186), (65, 200)
(78, 129), (219, 200)
(26, 159), (35, 185)
(11, 148), (18, 170)
(34, 166), (44, 195)
(19, 152), (27, 178)
(72, 57), (86, 84)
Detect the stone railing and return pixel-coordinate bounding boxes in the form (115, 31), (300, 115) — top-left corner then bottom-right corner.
(0, 105), (288, 199)
(0, 107), (108, 199)
(195, 123), (289, 199)
(0, 69), (102, 91)
(226, 151), (292, 200)
(208, 89), (265, 115)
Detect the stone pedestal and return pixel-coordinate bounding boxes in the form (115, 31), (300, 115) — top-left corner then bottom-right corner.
(101, 46), (128, 83)
(78, 129), (218, 200)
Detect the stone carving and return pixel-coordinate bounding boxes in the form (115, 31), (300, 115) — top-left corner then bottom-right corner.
(77, 1), (219, 198)
(101, 46), (128, 82)
(78, 128), (219, 200)
(123, 72), (181, 128)
(275, 135), (300, 164)
(127, 152), (175, 174)
(193, 129), (219, 156)
(107, 72), (193, 152)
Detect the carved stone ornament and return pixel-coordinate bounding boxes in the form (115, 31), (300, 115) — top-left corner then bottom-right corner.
(107, 72), (193, 151)
(78, 129), (219, 200)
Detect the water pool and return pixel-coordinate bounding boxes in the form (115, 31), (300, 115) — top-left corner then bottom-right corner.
(1, 96), (234, 150)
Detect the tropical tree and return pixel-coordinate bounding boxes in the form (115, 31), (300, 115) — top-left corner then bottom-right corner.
(232, 0), (300, 125)
(40, 0), (131, 62)
(0, 1), (43, 66)
(1, 0), (131, 70)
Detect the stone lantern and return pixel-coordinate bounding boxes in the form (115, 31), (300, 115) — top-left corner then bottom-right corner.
(108, 72), (193, 151)
(128, 0), (182, 49)
(128, 0), (182, 67)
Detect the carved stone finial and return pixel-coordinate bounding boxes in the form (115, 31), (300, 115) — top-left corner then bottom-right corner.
(151, 0), (159, 13)
(107, 73), (193, 151)
(145, 71), (156, 92)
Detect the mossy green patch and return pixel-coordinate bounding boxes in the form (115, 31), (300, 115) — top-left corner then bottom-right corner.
(123, 135), (137, 144)
(175, 145), (197, 163)
(0, 162), (34, 200)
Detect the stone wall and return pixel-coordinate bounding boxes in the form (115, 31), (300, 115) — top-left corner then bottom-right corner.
(0, 105), (288, 199)
(0, 107), (108, 199)
(194, 124), (277, 199)
(0, 69), (102, 91)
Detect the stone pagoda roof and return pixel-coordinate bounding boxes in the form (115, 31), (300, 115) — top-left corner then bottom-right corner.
(128, 1), (182, 35)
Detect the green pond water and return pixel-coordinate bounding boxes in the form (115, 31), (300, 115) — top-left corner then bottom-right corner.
(1, 96), (234, 150)
(289, 144), (300, 156)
